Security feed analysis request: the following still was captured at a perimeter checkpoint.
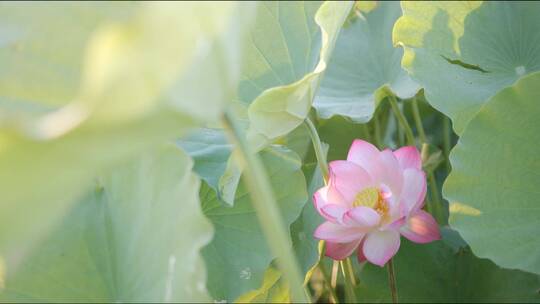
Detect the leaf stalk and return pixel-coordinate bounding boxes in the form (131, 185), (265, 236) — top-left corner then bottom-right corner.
(222, 110), (309, 303)
(387, 259), (398, 303)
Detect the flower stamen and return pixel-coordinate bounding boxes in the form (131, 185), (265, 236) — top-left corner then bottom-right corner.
(353, 187), (389, 217)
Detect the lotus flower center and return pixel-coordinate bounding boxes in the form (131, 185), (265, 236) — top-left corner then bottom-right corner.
(352, 187), (388, 216)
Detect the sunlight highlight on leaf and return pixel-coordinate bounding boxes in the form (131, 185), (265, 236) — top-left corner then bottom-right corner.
(394, 1), (540, 133)
(449, 202), (482, 217)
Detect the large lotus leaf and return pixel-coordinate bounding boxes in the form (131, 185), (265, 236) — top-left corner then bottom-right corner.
(0, 2), (133, 136)
(243, 1), (353, 146)
(0, 110), (195, 264)
(0, 2), (253, 262)
(314, 1), (418, 122)
(393, 1), (540, 134)
(0, 2), (254, 133)
(237, 1), (322, 106)
(443, 72), (540, 274)
(0, 2), (134, 108)
(355, 239), (540, 302)
(201, 146), (307, 302)
(0, 145), (213, 302)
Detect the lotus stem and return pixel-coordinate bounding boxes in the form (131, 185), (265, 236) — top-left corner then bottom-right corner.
(222, 110), (309, 303)
(387, 259), (398, 303)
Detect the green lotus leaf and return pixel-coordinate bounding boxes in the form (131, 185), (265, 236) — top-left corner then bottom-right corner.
(356, 238), (540, 302)
(444, 71), (540, 274)
(242, 1), (353, 146)
(0, 2), (253, 260)
(393, 1), (540, 133)
(0, 3), (135, 109)
(314, 1), (418, 122)
(1, 2), (254, 136)
(201, 146), (307, 302)
(0, 144), (213, 302)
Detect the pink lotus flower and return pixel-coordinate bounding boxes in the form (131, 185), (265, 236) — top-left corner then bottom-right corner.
(313, 139), (440, 266)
